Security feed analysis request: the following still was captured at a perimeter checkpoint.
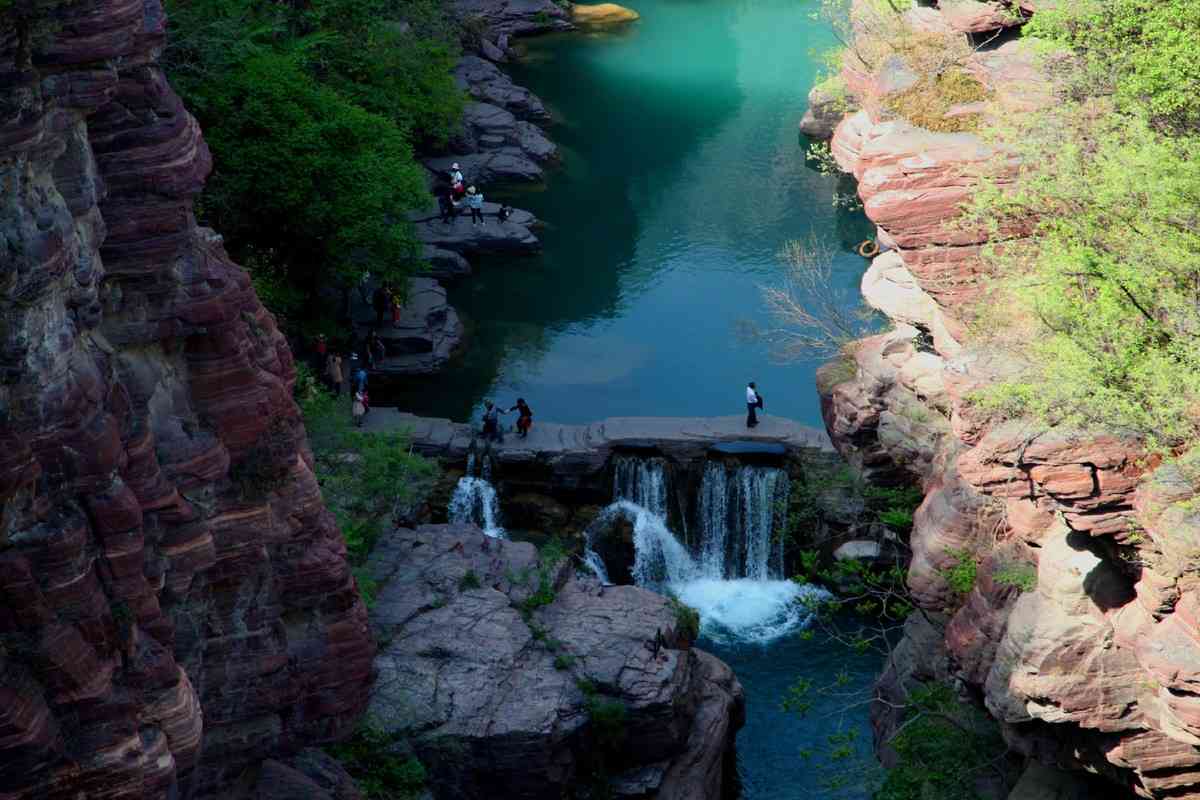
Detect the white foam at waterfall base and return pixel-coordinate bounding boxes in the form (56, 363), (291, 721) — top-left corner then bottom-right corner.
(448, 476), (506, 538)
(583, 496), (830, 644)
(672, 578), (831, 645)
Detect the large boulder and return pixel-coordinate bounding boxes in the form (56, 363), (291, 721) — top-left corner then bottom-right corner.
(799, 82), (848, 140)
(454, 56), (551, 121)
(351, 278), (464, 376)
(572, 3), (641, 25)
(412, 201), (541, 254)
(453, 0), (573, 36)
(366, 524), (744, 800)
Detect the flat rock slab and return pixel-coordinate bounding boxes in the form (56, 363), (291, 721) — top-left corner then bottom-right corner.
(369, 412), (832, 488)
(366, 524), (743, 799)
(411, 202), (540, 255)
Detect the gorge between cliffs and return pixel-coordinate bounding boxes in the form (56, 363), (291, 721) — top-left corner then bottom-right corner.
(3, 1), (1200, 800)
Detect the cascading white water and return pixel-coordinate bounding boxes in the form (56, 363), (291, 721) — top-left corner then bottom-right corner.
(612, 455), (669, 517)
(697, 462), (790, 580)
(584, 455), (828, 644)
(448, 453), (505, 538)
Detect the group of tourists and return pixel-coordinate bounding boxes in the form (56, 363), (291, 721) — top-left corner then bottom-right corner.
(437, 163), (514, 226)
(314, 332), (375, 428)
(475, 382), (764, 444)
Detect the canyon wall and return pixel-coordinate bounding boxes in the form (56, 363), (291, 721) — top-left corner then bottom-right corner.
(0, 3), (374, 797)
(813, 3), (1200, 798)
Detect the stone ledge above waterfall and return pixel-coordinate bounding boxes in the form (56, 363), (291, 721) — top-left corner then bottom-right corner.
(374, 411), (833, 471)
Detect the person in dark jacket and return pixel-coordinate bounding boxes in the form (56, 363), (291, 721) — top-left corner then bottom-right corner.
(508, 398), (533, 438)
(746, 381), (763, 428)
(366, 330), (386, 368)
(438, 190), (456, 224)
(372, 284), (389, 327)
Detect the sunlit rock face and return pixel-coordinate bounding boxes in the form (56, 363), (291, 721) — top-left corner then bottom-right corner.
(0, 3), (373, 797)
(821, 3), (1200, 797)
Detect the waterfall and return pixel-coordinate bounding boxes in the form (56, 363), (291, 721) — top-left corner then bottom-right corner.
(582, 454), (828, 644)
(448, 452), (505, 538)
(697, 462), (790, 580)
(613, 455), (669, 518)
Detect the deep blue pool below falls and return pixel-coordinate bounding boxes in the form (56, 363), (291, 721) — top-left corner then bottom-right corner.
(704, 633), (881, 799)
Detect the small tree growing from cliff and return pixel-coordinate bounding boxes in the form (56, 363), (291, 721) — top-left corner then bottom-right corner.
(743, 233), (872, 361)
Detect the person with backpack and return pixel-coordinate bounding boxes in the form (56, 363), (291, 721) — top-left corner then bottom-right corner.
(746, 381), (763, 428)
(508, 398), (533, 438)
(466, 186), (485, 225)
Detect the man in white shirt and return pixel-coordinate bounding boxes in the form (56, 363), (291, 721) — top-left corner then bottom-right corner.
(746, 381), (761, 428)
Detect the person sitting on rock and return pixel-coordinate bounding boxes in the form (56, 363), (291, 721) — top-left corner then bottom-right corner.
(497, 205), (513, 222)
(508, 398), (533, 438)
(466, 186), (485, 225)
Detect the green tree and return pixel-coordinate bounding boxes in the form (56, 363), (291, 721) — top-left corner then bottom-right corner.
(163, 0), (464, 305)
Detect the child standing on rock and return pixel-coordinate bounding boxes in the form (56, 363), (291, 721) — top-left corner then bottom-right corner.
(466, 186), (485, 225)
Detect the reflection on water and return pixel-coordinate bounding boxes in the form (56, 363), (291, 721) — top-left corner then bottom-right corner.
(393, 0), (872, 427)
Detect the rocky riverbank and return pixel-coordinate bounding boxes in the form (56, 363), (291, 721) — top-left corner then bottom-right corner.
(365, 523), (744, 799)
(810, 2), (1200, 797)
(372, 1), (565, 381)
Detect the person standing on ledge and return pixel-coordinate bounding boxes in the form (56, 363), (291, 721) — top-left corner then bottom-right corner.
(746, 381), (762, 428)
(481, 400), (505, 443)
(466, 186), (485, 225)
(509, 398), (533, 438)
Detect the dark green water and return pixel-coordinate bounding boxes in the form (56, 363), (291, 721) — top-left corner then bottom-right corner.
(414, 2), (884, 796)
(394, 0), (872, 428)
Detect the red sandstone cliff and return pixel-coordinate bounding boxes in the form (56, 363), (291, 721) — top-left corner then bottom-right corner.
(0, 3), (374, 797)
(816, 3), (1200, 797)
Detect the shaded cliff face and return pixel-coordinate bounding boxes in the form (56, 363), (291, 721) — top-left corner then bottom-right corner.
(818, 3), (1200, 798)
(0, 3), (374, 797)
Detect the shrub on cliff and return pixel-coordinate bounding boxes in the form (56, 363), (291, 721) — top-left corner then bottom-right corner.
(165, 0), (463, 297)
(964, 13), (1200, 451)
(1027, 0), (1200, 134)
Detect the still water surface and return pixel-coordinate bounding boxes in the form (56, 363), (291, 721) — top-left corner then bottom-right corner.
(417, 2), (881, 796)
(395, 0), (872, 428)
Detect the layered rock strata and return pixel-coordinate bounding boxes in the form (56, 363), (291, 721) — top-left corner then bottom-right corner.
(366, 523), (744, 800)
(0, 3), (373, 798)
(818, 3), (1200, 797)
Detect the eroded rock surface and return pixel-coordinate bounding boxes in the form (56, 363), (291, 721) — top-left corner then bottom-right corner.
(821, 3), (1200, 796)
(0, 2), (373, 798)
(366, 524), (744, 799)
